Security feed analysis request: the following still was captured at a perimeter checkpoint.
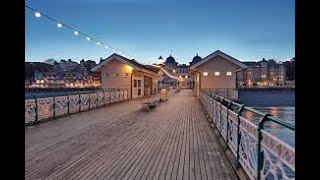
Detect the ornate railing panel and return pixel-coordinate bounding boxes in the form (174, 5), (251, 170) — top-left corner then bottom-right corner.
(119, 90), (122, 101)
(109, 91), (115, 103)
(25, 99), (36, 123)
(80, 94), (90, 111)
(104, 91), (110, 104)
(37, 97), (54, 120)
(227, 109), (238, 156)
(97, 91), (104, 107)
(54, 96), (68, 117)
(90, 93), (97, 109)
(115, 90), (120, 102)
(238, 116), (259, 179)
(199, 90), (295, 180)
(220, 105), (228, 140)
(261, 130), (295, 179)
(25, 89), (130, 125)
(69, 95), (80, 114)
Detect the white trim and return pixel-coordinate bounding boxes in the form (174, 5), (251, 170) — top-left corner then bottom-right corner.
(190, 50), (248, 69)
(91, 53), (159, 76)
(91, 54), (140, 72)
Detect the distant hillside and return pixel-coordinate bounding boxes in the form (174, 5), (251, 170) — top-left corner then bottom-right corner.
(43, 58), (58, 65)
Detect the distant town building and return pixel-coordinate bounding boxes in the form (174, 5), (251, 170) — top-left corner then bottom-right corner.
(25, 59), (101, 88)
(236, 58), (288, 88)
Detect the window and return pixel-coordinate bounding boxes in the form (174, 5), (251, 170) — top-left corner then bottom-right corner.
(134, 80), (137, 87)
(40, 80), (44, 83)
(214, 72), (220, 76)
(36, 80), (40, 84)
(105, 73), (109, 77)
(203, 72), (208, 76)
(261, 75), (266, 78)
(124, 73), (129, 77)
(226, 72), (232, 76)
(138, 80), (141, 87)
(114, 73), (119, 77)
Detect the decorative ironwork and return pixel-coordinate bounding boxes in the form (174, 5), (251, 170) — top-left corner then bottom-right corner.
(80, 94), (89, 111)
(37, 97), (54, 120)
(104, 91), (110, 104)
(69, 95), (80, 114)
(200, 90), (295, 180)
(261, 130), (295, 179)
(97, 91), (104, 107)
(90, 93), (97, 109)
(54, 96), (68, 117)
(25, 89), (129, 125)
(25, 99), (36, 123)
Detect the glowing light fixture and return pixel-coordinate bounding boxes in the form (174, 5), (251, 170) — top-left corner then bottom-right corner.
(57, 23), (62, 28)
(87, 37), (91, 41)
(74, 31), (79, 35)
(96, 42), (101, 45)
(35, 12), (41, 18)
(203, 72), (208, 76)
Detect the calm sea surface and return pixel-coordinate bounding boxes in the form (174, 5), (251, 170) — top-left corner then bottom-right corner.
(243, 107), (295, 147)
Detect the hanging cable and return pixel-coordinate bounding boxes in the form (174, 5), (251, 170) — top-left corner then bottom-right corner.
(25, 4), (146, 64)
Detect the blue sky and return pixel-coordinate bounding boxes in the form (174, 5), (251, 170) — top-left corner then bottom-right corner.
(25, 0), (295, 64)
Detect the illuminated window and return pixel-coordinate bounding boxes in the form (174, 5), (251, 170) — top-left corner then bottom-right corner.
(203, 72), (208, 76)
(214, 72), (220, 76)
(261, 75), (266, 78)
(36, 80), (40, 83)
(40, 80), (44, 83)
(226, 72), (232, 76)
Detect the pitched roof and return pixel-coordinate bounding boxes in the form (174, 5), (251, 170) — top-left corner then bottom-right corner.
(91, 53), (159, 75)
(189, 50), (247, 69)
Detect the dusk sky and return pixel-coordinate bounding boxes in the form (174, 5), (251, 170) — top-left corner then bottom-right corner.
(25, 0), (295, 64)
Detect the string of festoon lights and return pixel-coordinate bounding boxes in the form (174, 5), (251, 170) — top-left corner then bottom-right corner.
(25, 4), (149, 64)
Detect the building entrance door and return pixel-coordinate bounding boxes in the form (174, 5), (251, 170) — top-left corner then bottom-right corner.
(132, 75), (143, 99)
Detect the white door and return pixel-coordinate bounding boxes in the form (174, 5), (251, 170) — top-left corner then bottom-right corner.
(132, 75), (143, 99)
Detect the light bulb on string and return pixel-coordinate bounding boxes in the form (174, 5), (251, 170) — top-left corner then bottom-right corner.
(74, 31), (79, 35)
(57, 23), (63, 28)
(104, 45), (109, 49)
(35, 12), (41, 18)
(96, 42), (101, 45)
(87, 37), (91, 41)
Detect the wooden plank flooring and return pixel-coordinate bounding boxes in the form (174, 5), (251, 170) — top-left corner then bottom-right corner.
(25, 89), (238, 180)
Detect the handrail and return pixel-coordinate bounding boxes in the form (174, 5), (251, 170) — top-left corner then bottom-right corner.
(25, 88), (129, 125)
(200, 89), (295, 179)
(203, 90), (295, 130)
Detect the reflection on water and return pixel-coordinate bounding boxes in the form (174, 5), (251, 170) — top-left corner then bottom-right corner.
(243, 107), (295, 147)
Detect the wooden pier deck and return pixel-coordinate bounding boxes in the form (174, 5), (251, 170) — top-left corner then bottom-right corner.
(25, 89), (238, 180)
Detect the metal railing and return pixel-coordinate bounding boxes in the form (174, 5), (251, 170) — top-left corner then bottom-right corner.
(25, 88), (129, 125)
(200, 90), (295, 180)
(202, 88), (239, 100)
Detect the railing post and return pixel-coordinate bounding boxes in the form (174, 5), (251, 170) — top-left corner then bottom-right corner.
(52, 93), (56, 118)
(103, 89), (105, 106)
(78, 91), (81, 112)
(88, 92), (91, 109)
(33, 94), (38, 123)
(257, 114), (271, 180)
(97, 90), (99, 106)
(220, 97), (224, 131)
(236, 104), (245, 169)
(67, 92), (70, 115)
(226, 101), (233, 144)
